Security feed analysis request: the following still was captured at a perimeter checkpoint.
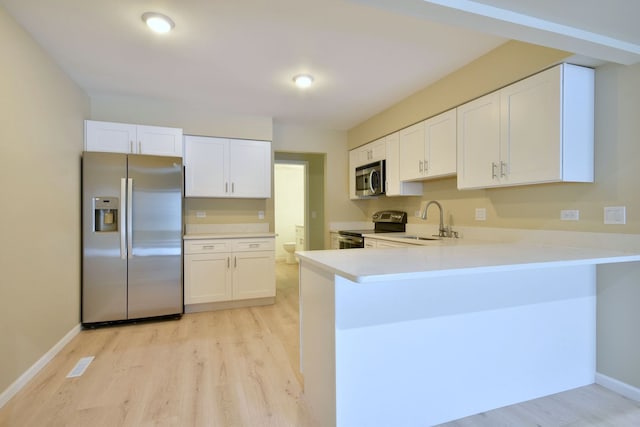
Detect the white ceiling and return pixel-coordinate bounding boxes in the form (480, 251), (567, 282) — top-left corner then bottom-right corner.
(1, 0), (637, 130)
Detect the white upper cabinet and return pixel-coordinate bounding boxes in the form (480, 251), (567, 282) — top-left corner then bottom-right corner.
(84, 120), (183, 157)
(385, 132), (423, 196)
(352, 138), (386, 168)
(456, 92), (501, 189)
(457, 63), (594, 190)
(399, 109), (456, 182)
(184, 135), (271, 198)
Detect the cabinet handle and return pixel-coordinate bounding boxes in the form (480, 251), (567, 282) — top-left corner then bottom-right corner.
(234, 256), (237, 268)
(227, 257), (230, 268)
(424, 160), (428, 174)
(500, 161), (507, 177)
(130, 141), (134, 153)
(202, 245), (215, 250)
(491, 162), (498, 179)
(138, 141), (141, 153)
(419, 160), (423, 173)
(225, 182), (228, 193)
(249, 243), (259, 248)
(232, 182), (235, 193)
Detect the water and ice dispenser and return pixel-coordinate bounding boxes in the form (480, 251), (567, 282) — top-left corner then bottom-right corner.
(93, 197), (119, 232)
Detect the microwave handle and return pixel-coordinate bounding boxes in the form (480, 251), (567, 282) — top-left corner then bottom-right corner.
(369, 170), (376, 193)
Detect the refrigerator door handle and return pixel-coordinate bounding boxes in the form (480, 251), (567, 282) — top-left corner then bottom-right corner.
(127, 177), (133, 259)
(120, 178), (127, 259)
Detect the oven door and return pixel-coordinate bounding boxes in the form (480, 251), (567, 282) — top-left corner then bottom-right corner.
(338, 234), (364, 249)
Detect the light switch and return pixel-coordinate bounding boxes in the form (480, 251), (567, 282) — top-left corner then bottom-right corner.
(604, 206), (626, 224)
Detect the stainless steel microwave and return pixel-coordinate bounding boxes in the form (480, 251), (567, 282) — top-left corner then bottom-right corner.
(355, 160), (385, 197)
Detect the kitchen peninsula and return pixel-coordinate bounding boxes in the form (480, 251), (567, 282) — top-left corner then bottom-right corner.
(296, 240), (640, 426)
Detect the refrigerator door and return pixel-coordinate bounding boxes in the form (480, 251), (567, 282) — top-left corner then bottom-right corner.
(82, 152), (128, 323)
(127, 154), (183, 319)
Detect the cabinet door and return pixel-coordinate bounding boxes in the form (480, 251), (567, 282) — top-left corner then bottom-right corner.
(85, 120), (136, 153)
(137, 125), (183, 157)
(399, 121), (426, 181)
(457, 92), (501, 189)
(364, 238), (376, 248)
(425, 109), (456, 178)
(184, 253), (232, 304)
(500, 66), (562, 185)
(385, 132), (422, 196)
(228, 140), (271, 198)
(233, 251), (275, 299)
(184, 135), (228, 197)
(368, 138), (387, 162)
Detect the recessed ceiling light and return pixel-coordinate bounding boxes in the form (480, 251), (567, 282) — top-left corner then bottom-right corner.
(293, 74), (314, 89)
(142, 12), (175, 34)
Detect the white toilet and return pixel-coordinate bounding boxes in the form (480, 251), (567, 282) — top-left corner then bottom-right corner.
(283, 242), (297, 264)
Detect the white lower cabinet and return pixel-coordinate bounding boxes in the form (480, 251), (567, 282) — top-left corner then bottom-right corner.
(184, 238), (275, 306)
(364, 237), (417, 248)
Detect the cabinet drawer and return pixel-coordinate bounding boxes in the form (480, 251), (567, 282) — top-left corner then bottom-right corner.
(185, 240), (232, 254)
(232, 239), (275, 252)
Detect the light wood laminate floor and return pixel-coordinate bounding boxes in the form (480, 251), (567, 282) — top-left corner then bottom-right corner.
(1, 262), (639, 426)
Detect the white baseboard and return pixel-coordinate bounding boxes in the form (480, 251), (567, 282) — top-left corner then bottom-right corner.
(596, 372), (640, 402)
(0, 324), (81, 409)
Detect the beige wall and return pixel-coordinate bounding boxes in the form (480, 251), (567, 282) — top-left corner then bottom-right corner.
(0, 6), (90, 393)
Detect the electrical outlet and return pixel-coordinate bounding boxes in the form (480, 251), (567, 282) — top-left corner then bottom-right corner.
(258, 210), (265, 220)
(196, 211), (206, 218)
(560, 210), (580, 221)
(604, 206), (626, 224)
(475, 208), (486, 221)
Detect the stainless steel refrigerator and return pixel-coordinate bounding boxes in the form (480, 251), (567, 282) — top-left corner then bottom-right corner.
(82, 152), (183, 325)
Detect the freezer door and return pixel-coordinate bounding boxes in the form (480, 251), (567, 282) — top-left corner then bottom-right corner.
(127, 154), (183, 319)
(82, 152), (128, 323)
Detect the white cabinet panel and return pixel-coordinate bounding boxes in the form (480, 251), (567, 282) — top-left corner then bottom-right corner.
(229, 139), (271, 198)
(399, 110), (456, 182)
(84, 120), (182, 157)
(457, 92), (501, 189)
(399, 122), (425, 181)
(184, 136), (227, 197)
(136, 125), (183, 157)
(457, 63), (593, 190)
(385, 132), (422, 196)
(234, 251), (276, 299)
(85, 121), (137, 154)
(184, 237), (276, 306)
(184, 135), (271, 198)
(184, 253), (232, 304)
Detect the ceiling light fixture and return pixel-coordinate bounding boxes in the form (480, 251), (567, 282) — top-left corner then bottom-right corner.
(293, 74), (314, 89)
(142, 12), (175, 34)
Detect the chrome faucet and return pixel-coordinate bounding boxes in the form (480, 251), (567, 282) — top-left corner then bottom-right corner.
(421, 200), (447, 238)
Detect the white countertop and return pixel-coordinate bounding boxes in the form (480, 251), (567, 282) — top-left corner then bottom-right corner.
(296, 240), (640, 283)
(183, 232), (276, 240)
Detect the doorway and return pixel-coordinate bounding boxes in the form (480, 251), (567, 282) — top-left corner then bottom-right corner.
(274, 161), (307, 262)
